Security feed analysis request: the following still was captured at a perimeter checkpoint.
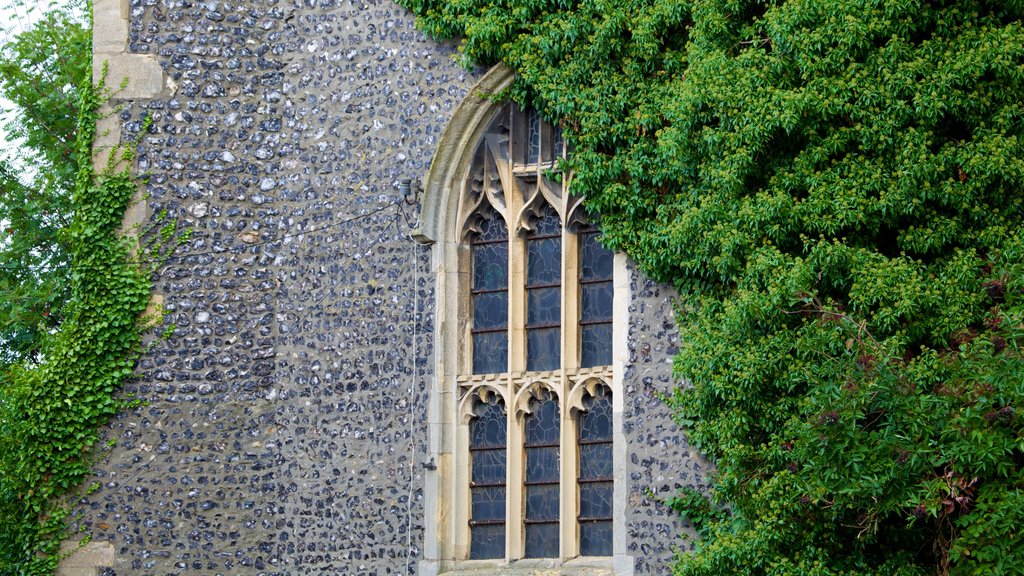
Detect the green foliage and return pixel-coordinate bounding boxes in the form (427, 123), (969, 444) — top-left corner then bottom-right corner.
(400, 0), (1024, 573)
(0, 0), (89, 367)
(0, 52), (160, 576)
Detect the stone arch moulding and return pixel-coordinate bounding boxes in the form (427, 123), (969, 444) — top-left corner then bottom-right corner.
(418, 63), (635, 576)
(413, 64), (514, 245)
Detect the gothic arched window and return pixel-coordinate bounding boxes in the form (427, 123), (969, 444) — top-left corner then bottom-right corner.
(451, 103), (616, 563)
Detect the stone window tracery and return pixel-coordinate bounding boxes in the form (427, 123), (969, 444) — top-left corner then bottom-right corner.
(454, 104), (616, 563)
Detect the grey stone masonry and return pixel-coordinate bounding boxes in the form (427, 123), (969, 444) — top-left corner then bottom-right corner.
(76, 0), (707, 572)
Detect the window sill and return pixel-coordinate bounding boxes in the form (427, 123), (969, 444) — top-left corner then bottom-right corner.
(436, 557), (616, 575)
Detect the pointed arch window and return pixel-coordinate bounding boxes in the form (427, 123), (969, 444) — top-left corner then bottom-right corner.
(471, 215), (509, 374)
(525, 206), (562, 372)
(524, 388), (560, 557)
(468, 392), (508, 559)
(448, 103), (618, 563)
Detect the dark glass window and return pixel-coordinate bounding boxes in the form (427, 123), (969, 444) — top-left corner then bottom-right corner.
(527, 108), (541, 165)
(472, 216), (509, 374)
(526, 205), (562, 371)
(524, 389), (560, 557)
(469, 395), (507, 559)
(578, 386), (613, 556)
(579, 228), (613, 367)
(553, 125), (565, 161)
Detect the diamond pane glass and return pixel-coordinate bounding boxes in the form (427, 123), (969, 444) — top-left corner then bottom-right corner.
(527, 327), (560, 372)
(580, 521), (613, 556)
(473, 332), (508, 374)
(525, 522), (559, 558)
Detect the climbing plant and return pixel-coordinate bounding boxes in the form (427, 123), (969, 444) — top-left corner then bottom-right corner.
(0, 50), (163, 576)
(400, 0), (1024, 573)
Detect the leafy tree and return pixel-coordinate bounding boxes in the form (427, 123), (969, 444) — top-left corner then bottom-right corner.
(401, 0), (1024, 573)
(0, 0), (88, 367)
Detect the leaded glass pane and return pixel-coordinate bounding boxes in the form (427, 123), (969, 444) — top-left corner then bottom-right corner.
(580, 233), (613, 281)
(553, 125), (565, 159)
(581, 282), (613, 323)
(473, 332), (508, 374)
(473, 241), (508, 291)
(525, 523), (559, 558)
(470, 398), (506, 560)
(526, 205), (562, 372)
(532, 207), (562, 237)
(580, 229), (612, 368)
(579, 443), (613, 479)
(526, 394), (560, 445)
(472, 485), (507, 521)
(579, 387), (612, 442)
(474, 292), (508, 330)
(581, 324), (612, 368)
(472, 448), (507, 485)
(527, 287), (560, 326)
(579, 481), (613, 519)
(476, 214), (508, 243)
(524, 394), (559, 558)
(470, 524), (505, 560)
(527, 108), (541, 164)
(526, 446), (559, 482)
(470, 401), (507, 446)
(472, 215), (508, 375)
(527, 327), (560, 372)
(525, 483), (560, 521)
(579, 521), (613, 556)
(578, 387), (612, 557)
(527, 237), (560, 285)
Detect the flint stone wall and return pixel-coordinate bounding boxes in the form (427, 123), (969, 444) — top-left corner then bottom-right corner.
(74, 0), (706, 573)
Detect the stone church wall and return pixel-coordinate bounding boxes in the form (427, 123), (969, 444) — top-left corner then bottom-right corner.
(72, 0), (706, 573)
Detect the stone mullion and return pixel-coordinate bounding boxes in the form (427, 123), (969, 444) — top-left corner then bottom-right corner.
(454, 402), (472, 561)
(505, 126), (529, 559)
(559, 221), (580, 558)
(506, 375), (525, 560)
(558, 369), (577, 560)
(562, 227), (580, 372)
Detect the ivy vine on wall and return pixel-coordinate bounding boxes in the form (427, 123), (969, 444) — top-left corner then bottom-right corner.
(399, 0), (1024, 573)
(0, 70), (166, 573)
